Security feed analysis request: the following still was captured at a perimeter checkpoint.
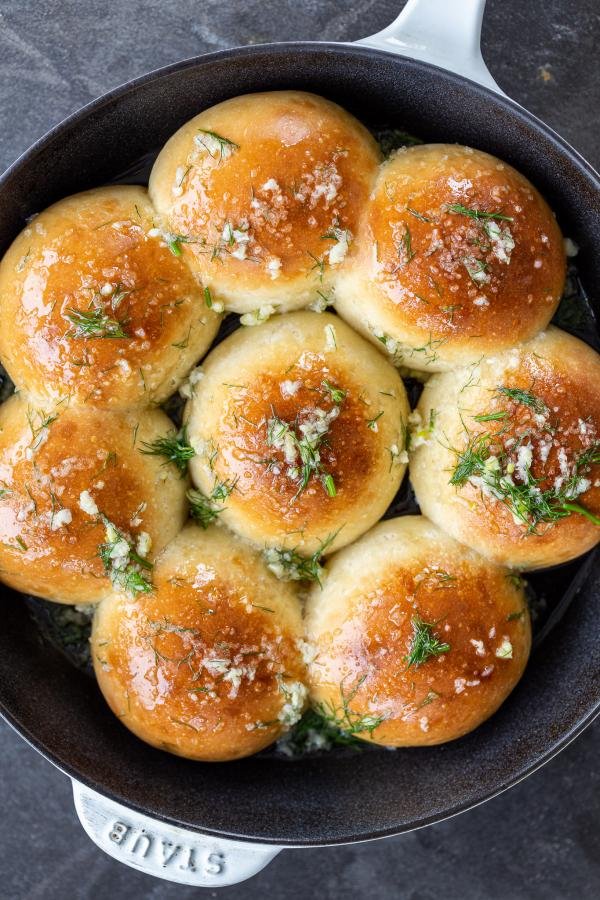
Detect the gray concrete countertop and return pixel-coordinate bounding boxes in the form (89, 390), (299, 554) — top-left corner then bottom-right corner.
(0, 1), (599, 897)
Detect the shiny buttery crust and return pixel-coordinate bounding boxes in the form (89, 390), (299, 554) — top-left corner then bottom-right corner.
(186, 311), (410, 555)
(149, 91), (381, 314)
(0, 394), (187, 603)
(0, 186), (221, 408)
(335, 144), (565, 372)
(92, 524), (307, 761)
(305, 515), (531, 747)
(410, 326), (600, 568)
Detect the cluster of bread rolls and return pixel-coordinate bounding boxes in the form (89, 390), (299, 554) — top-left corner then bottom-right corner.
(0, 91), (597, 762)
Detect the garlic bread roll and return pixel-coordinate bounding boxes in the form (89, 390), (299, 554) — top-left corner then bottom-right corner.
(410, 327), (600, 568)
(335, 144), (566, 372)
(0, 394), (186, 603)
(149, 91), (381, 314)
(0, 186), (220, 407)
(305, 516), (531, 747)
(186, 312), (409, 556)
(92, 524), (307, 761)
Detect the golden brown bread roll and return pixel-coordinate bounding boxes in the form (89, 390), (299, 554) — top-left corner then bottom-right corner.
(185, 311), (410, 556)
(149, 91), (381, 314)
(92, 524), (307, 761)
(335, 144), (566, 372)
(305, 515), (531, 747)
(410, 326), (600, 569)
(0, 394), (187, 603)
(0, 185), (220, 407)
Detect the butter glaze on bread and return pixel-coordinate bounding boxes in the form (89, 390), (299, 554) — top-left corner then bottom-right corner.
(0, 186), (220, 407)
(335, 144), (565, 372)
(149, 91), (381, 314)
(92, 524), (307, 761)
(305, 516), (531, 747)
(0, 395), (187, 603)
(410, 327), (600, 568)
(186, 311), (409, 556)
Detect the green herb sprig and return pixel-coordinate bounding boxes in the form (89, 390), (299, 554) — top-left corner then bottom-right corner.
(447, 204), (513, 222)
(187, 478), (237, 528)
(405, 617), (451, 667)
(98, 518), (153, 596)
(449, 394), (600, 532)
(140, 427), (195, 474)
(195, 129), (239, 161)
(65, 304), (128, 339)
(263, 530), (338, 586)
(315, 675), (385, 737)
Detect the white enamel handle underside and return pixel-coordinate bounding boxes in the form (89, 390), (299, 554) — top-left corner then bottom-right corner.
(70, 1), (499, 887)
(72, 781), (280, 887)
(356, 0), (503, 94)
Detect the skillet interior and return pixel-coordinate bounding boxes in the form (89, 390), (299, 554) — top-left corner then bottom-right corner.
(0, 42), (599, 846)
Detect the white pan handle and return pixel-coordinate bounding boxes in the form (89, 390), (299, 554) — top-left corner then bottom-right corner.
(355, 0), (503, 94)
(72, 780), (280, 887)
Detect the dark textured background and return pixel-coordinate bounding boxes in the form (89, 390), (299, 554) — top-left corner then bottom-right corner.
(0, 1), (599, 897)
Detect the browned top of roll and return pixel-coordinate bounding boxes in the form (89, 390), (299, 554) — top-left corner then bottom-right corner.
(411, 327), (600, 568)
(0, 394), (186, 603)
(305, 516), (531, 746)
(149, 91), (381, 293)
(92, 525), (306, 761)
(214, 363), (381, 528)
(351, 144), (565, 350)
(0, 185), (219, 407)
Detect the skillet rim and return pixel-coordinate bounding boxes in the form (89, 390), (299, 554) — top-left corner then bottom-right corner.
(0, 39), (599, 847)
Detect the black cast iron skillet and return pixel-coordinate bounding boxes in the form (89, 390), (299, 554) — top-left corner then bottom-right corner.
(0, 1), (599, 887)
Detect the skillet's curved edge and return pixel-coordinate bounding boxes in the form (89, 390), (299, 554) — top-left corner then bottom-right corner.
(0, 41), (599, 847)
(1, 42), (598, 201)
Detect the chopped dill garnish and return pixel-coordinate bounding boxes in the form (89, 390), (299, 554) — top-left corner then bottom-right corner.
(321, 380), (346, 405)
(415, 570), (456, 592)
(323, 473), (336, 497)
(140, 426), (195, 474)
(166, 234), (195, 257)
(26, 407), (58, 448)
(472, 411), (508, 423)
(187, 478), (237, 528)
(278, 708), (366, 755)
(314, 675), (385, 737)
(204, 286), (213, 308)
(416, 690), (440, 710)
(495, 386), (548, 415)
(401, 225), (415, 263)
(367, 411), (384, 431)
(172, 325), (192, 349)
(405, 617), (450, 667)
(195, 129), (239, 161)
(266, 405), (341, 500)
(507, 610), (526, 621)
(65, 304), (128, 339)
(449, 417), (600, 533)
(561, 502), (600, 525)
(412, 334), (446, 366)
(462, 256), (489, 285)
(264, 530), (338, 586)
(307, 251), (326, 281)
(506, 572), (525, 589)
(406, 206), (432, 223)
(441, 304), (462, 324)
(447, 204), (514, 222)
(449, 431), (491, 486)
(98, 517), (153, 596)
